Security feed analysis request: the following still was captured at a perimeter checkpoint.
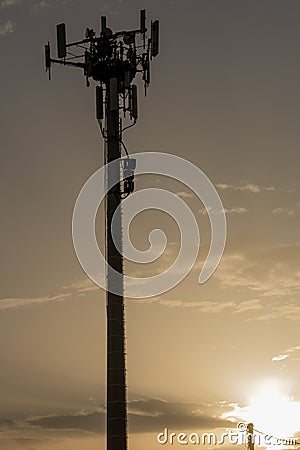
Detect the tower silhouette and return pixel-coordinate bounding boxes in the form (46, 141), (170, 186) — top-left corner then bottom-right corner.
(45, 10), (159, 449)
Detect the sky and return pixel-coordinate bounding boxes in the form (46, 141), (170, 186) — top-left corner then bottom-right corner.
(0, 0), (300, 449)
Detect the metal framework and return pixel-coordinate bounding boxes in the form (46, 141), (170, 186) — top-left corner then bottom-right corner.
(45, 10), (159, 450)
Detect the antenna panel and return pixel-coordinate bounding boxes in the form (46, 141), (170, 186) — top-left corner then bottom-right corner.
(130, 84), (138, 120)
(109, 78), (118, 111)
(96, 86), (104, 120)
(146, 58), (150, 85)
(45, 42), (51, 69)
(56, 23), (66, 59)
(44, 42), (51, 80)
(101, 16), (107, 34)
(151, 20), (159, 58)
(124, 71), (131, 89)
(140, 9), (146, 32)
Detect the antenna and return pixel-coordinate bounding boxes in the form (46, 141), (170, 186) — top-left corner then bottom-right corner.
(144, 50), (150, 90)
(56, 23), (66, 59)
(96, 85), (103, 121)
(140, 9), (146, 32)
(44, 42), (51, 80)
(130, 84), (138, 120)
(101, 16), (107, 34)
(123, 158), (136, 195)
(151, 20), (159, 58)
(124, 70), (131, 89)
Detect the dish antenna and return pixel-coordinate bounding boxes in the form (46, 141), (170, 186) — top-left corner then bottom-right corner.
(123, 33), (135, 45)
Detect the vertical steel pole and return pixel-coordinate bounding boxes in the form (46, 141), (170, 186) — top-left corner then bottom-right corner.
(247, 423), (254, 450)
(105, 78), (127, 450)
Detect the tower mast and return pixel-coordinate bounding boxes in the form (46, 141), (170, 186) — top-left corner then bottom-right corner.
(45, 10), (159, 450)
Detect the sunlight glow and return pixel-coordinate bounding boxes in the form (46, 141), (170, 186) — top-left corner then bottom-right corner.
(223, 379), (300, 440)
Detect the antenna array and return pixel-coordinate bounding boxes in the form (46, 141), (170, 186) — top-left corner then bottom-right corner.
(45, 9), (159, 98)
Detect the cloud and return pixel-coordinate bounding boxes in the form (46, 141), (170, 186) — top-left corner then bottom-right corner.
(29, 410), (105, 434)
(223, 207), (248, 214)
(232, 298), (262, 314)
(0, 419), (16, 428)
(216, 183), (275, 193)
(63, 278), (99, 295)
(0, 293), (71, 310)
(199, 206), (248, 215)
(210, 243), (300, 321)
(29, 398), (233, 434)
(244, 302), (300, 322)
(157, 299), (235, 314)
(11, 438), (51, 445)
(236, 184), (262, 193)
(215, 243), (300, 298)
(127, 239), (300, 321)
(127, 398), (232, 433)
(272, 203), (300, 217)
(143, 296), (300, 321)
(0, 19), (15, 34)
(176, 191), (194, 199)
(0, 0), (18, 8)
(174, 192), (248, 216)
(272, 354), (289, 362)
(272, 345), (300, 362)
(0, 0), (75, 16)
(136, 242), (300, 321)
(0, 276), (99, 311)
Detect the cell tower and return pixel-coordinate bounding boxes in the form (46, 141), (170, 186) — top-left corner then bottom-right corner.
(45, 10), (159, 450)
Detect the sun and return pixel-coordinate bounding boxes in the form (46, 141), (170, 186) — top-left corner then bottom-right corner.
(246, 381), (299, 437)
(224, 379), (300, 440)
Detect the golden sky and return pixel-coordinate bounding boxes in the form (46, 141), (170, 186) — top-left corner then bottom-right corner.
(0, 0), (300, 449)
